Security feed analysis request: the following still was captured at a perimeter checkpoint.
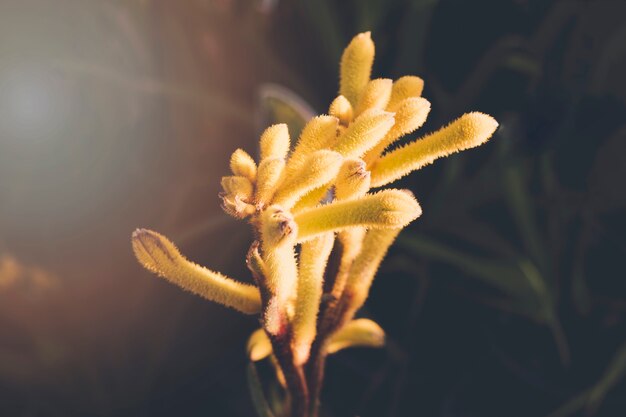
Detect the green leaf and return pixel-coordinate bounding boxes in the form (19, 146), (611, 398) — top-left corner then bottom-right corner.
(397, 234), (552, 321)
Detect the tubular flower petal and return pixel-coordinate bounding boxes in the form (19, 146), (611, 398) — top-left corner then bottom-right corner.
(292, 233), (335, 365)
(259, 123), (290, 161)
(386, 75), (425, 111)
(370, 112), (499, 187)
(340, 31), (375, 106)
(273, 150), (343, 209)
(333, 109), (395, 158)
(329, 95), (353, 126)
(342, 227), (402, 316)
(294, 189), (421, 242)
(327, 318), (386, 354)
(255, 157), (285, 205)
(131, 229), (261, 314)
(230, 149), (257, 181)
(364, 97), (431, 164)
(287, 115), (339, 174)
(354, 78), (393, 117)
(260, 206), (299, 334)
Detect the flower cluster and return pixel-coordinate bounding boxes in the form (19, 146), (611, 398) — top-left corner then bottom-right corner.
(131, 32), (497, 416)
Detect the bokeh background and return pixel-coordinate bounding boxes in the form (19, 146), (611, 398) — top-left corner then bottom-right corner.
(1, 0), (625, 416)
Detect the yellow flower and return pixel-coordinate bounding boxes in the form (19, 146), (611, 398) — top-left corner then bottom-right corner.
(131, 31), (498, 417)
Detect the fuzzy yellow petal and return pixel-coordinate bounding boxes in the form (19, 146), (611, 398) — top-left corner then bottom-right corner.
(273, 150), (343, 209)
(230, 149), (257, 181)
(332, 227), (366, 300)
(255, 157), (285, 205)
(386, 75), (424, 112)
(131, 229), (261, 314)
(294, 189), (421, 242)
(333, 109), (395, 158)
(292, 233), (335, 365)
(342, 227), (402, 316)
(259, 123), (290, 161)
(340, 31), (375, 106)
(287, 115), (339, 174)
(354, 78), (393, 117)
(370, 112), (498, 187)
(364, 97), (431, 164)
(327, 318), (385, 354)
(334, 158), (371, 201)
(329, 95), (353, 126)
(291, 186), (332, 213)
(260, 206), (299, 334)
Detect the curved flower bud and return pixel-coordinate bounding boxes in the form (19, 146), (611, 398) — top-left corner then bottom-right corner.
(354, 78), (393, 117)
(329, 95), (353, 126)
(259, 124), (290, 161)
(131, 229), (261, 314)
(364, 97), (431, 163)
(340, 31), (375, 106)
(294, 189), (421, 242)
(247, 328), (272, 361)
(256, 157), (285, 205)
(260, 206), (299, 335)
(342, 227), (402, 317)
(327, 318), (385, 354)
(386, 75), (424, 112)
(273, 150), (343, 209)
(370, 112), (499, 187)
(333, 109), (395, 159)
(230, 149), (257, 181)
(292, 233), (335, 365)
(287, 115), (339, 174)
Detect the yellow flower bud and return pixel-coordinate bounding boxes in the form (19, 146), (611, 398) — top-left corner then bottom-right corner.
(260, 206), (299, 334)
(291, 186), (333, 213)
(294, 189), (421, 242)
(387, 75), (425, 112)
(292, 233), (335, 365)
(287, 115), (339, 174)
(230, 149), (257, 181)
(273, 150), (343, 209)
(342, 227), (402, 317)
(255, 157), (285, 205)
(364, 97), (431, 164)
(370, 112), (498, 187)
(329, 95), (353, 126)
(354, 78), (393, 117)
(333, 109), (395, 158)
(131, 229), (261, 314)
(327, 318), (385, 354)
(340, 31), (375, 106)
(259, 123), (290, 161)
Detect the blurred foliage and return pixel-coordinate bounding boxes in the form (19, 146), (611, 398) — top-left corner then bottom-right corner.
(0, 0), (624, 416)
